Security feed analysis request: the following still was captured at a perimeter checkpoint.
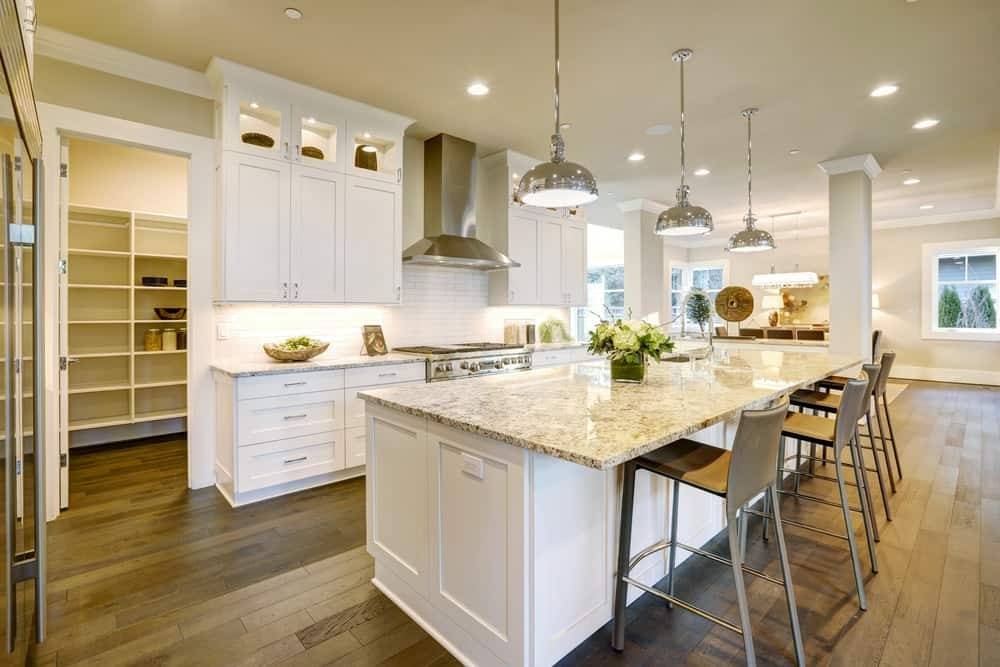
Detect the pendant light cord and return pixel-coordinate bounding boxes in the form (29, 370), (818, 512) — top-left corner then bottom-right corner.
(553, 0), (560, 136)
(679, 55), (686, 189)
(741, 107), (758, 227)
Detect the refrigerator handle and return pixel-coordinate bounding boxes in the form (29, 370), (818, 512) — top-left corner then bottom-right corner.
(30, 157), (45, 644)
(3, 154), (15, 652)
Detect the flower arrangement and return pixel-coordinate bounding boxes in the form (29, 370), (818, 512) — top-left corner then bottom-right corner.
(587, 315), (674, 382)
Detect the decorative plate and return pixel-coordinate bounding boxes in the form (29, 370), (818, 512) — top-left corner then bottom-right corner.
(715, 286), (754, 322)
(241, 132), (275, 148)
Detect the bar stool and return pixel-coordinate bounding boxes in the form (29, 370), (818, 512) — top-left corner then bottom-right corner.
(612, 399), (805, 666)
(767, 378), (877, 610)
(789, 363), (892, 528)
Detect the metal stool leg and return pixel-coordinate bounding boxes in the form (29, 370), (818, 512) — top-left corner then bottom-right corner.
(728, 513), (757, 667)
(835, 447), (868, 610)
(882, 394), (903, 480)
(865, 410), (892, 520)
(871, 396), (896, 493)
(850, 432), (880, 568)
(666, 479), (680, 608)
(612, 461), (637, 651)
(769, 484), (805, 666)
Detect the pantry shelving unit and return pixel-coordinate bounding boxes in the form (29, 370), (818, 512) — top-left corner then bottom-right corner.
(65, 204), (188, 435)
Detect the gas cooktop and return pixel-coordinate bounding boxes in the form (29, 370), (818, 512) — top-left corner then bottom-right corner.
(393, 343), (531, 381)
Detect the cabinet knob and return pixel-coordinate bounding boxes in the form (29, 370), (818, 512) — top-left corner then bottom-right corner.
(293, 282), (300, 299)
(282, 282), (289, 299)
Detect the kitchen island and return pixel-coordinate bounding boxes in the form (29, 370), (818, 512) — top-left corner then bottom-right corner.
(359, 349), (858, 666)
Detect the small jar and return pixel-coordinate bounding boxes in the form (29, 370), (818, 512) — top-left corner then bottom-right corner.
(144, 328), (162, 352)
(162, 328), (177, 352)
(178, 328), (187, 351)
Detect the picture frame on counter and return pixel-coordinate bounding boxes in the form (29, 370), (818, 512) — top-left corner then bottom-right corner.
(362, 325), (388, 356)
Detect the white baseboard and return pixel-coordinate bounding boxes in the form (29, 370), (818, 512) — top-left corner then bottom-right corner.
(893, 364), (1000, 386)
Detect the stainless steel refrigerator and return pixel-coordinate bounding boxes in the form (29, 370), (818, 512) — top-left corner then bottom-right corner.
(0, 0), (46, 657)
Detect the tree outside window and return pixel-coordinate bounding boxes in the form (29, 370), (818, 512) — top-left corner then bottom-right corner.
(934, 251), (997, 331)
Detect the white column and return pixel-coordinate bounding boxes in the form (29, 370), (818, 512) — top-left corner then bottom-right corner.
(818, 154), (881, 361)
(619, 199), (667, 322)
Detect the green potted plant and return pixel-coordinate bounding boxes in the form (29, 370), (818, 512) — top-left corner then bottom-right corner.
(686, 289), (713, 335)
(587, 315), (674, 383)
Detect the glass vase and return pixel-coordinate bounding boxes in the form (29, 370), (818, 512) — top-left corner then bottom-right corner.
(610, 355), (646, 383)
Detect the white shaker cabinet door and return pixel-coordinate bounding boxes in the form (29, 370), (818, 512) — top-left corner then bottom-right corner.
(507, 213), (540, 305)
(538, 218), (564, 306)
(344, 176), (402, 303)
(290, 165), (346, 302)
(562, 220), (587, 306)
(223, 152), (291, 301)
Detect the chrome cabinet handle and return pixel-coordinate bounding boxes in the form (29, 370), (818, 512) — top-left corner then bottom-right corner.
(282, 282), (288, 299)
(293, 282), (300, 299)
(396, 285), (401, 300)
(509, 290), (514, 302)
(283, 381), (307, 387)
(396, 167), (402, 183)
(377, 372), (397, 378)
(283, 141), (289, 159)
(283, 456), (308, 464)
(283, 413), (308, 420)
(294, 144), (300, 160)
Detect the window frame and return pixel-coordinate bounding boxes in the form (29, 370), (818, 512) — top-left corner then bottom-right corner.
(921, 238), (1000, 342)
(666, 259), (730, 330)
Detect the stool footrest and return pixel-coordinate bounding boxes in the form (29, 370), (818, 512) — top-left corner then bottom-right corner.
(764, 513), (850, 541)
(622, 576), (744, 635)
(777, 487), (864, 514)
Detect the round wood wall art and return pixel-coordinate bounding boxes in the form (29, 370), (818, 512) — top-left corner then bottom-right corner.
(715, 286), (754, 322)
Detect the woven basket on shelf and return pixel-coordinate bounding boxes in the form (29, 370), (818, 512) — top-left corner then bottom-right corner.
(262, 341), (329, 362)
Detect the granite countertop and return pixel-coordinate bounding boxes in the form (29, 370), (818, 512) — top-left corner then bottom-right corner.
(211, 353), (426, 378)
(360, 349), (859, 470)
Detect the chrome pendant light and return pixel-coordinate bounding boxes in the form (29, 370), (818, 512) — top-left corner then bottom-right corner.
(726, 107), (775, 253)
(655, 49), (713, 236)
(516, 0), (598, 208)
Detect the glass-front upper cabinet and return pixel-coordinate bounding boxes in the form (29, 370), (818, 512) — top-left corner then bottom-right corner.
(221, 82), (291, 161)
(292, 104), (345, 172)
(346, 120), (402, 184)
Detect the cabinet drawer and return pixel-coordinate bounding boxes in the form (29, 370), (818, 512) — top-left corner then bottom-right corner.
(345, 425), (367, 468)
(345, 363), (425, 388)
(533, 347), (591, 367)
(238, 370), (345, 401)
(237, 390), (344, 446)
(238, 432), (345, 492)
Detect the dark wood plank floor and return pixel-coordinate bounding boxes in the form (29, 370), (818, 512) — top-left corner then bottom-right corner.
(22, 379), (1000, 665)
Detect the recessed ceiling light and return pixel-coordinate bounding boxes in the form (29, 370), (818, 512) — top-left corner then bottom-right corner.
(903, 177), (921, 185)
(788, 148), (801, 156)
(902, 169), (912, 174)
(870, 84), (899, 97)
(362, 132), (372, 139)
(249, 101), (260, 110)
(912, 118), (939, 129)
(466, 82), (490, 96)
(305, 117), (316, 124)
(645, 123), (672, 136)
(693, 168), (711, 176)
(284, 7), (303, 20)
(920, 204), (935, 210)
(361, 145), (378, 153)
(559, 122), (572, 130)
(627, 152), (645, 162)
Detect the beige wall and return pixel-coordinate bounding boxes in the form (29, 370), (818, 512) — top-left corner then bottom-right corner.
(687, 218), (1000, 379)
(34, 56), (214, 138)
(68, 137), (188, 216)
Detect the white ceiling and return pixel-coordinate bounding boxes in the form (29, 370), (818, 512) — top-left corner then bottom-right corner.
(38, 0), (1000, 243)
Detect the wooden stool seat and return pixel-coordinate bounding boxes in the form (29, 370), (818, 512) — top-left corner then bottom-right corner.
(783, 411), (837, 443)
(790, 389), (841, 412)
(636, 439), (730, 496)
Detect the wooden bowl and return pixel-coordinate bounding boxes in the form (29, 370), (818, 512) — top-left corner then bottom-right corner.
(263, 341), (330, 362)
(154, 307), (187, 320)
(241, 132), (275, 148)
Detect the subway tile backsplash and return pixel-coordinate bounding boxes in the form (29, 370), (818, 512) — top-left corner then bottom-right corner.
(214, 265), (569, 361)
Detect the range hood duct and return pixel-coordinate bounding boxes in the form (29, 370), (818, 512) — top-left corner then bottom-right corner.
(402, 133), (519, 270)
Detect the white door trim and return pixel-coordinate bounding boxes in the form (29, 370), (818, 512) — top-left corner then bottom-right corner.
(28, 101), (216, 520)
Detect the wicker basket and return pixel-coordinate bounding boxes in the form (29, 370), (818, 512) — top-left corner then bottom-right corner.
(263, 341), (330, 362)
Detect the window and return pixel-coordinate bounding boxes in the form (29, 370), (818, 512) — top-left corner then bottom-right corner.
(667, 260), (729, 330)
(922, 239), (999, 341)
(572, 225), (624, 341)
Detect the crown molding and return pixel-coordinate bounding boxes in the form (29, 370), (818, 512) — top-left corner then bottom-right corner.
(817, 153), (882, 179)
(616, 198), (668, 214)
(35, 25), (214, 99)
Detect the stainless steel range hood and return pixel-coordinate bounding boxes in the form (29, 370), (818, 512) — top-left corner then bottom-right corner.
(402, 133), (519, 270)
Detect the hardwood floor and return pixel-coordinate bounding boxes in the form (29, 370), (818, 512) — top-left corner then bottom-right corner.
(20, 379), (1000, 665)
(28, 438), (459, 667)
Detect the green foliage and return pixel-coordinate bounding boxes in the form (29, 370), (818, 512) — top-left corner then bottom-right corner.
(275, 336), (323, 351)
(686, 290), (713, 332)
(587, 316), (675, 365)
(539, 317), (571, 343)
(938, 286), (962, 328)
(960, 285), (996, 329)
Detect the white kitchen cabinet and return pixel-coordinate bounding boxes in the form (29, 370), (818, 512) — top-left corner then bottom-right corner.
(214, 362), (425, 506)
(209, 58), (413, 304)
(538, 218), (564, 305)
(532, 346), (595, 367)
(345, 176), (402, 303)
(222, 152), (291, 301)
(562, 219), (587, 305)
(291, 165), (346, 302)
(505, 213), (540, 305)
